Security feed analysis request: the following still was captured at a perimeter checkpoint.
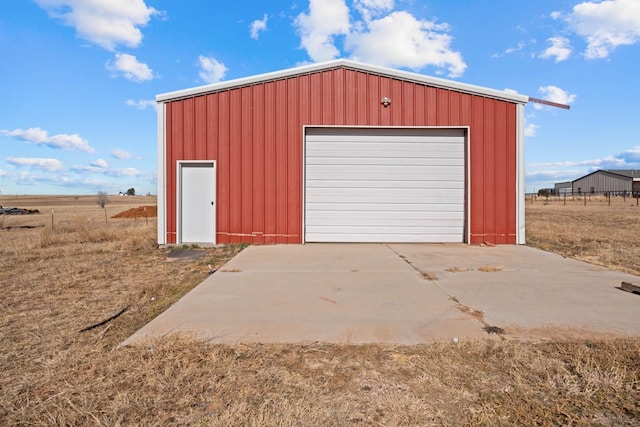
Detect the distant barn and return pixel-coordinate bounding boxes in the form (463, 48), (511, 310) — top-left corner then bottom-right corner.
(570, 170), (640, 195)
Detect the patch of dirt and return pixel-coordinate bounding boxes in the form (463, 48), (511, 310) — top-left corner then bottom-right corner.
(112, 205), (157, 219)
(165, 248), (207, 262)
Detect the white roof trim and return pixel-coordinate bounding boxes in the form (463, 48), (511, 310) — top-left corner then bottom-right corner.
(156, 59), (530, 104)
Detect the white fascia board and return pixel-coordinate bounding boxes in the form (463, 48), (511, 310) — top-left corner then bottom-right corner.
(156, 59), (530, 105)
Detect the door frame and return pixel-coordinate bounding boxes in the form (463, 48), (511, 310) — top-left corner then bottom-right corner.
(176, 160), (217, 245)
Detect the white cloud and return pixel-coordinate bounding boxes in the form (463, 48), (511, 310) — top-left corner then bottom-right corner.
(349, 12), (466, 77)
(6, 157), (64, 172)
(566, 0), (640, 59)
(108, 53), (154, 82)
(294, 0), (351, 62)
(618, 146), (640, 163)
(91, 158), (108, 168)
(525, 123), (540, 137)
(111, 149), (132, 160)
(354, 0), (394, 22)
(550, 11), (562, 20)
(126, 99), (156, 110)
(250, 14), (268, 39)
(294, 1), (467, 77)
(34, 0), (159, 51)
(71, 164), (103, 174)
(198, 55), (228, 84)
(106, 167), (142, 177)
(72, 161), (140, 177)
(539, 36), (572, 62)
(0, 127), (95, 153)
(492, 41), (526, 58)
(530, 157), (628, 169)
(535, 85), (577, 110)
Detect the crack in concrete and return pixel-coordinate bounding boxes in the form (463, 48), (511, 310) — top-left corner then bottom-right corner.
(384, 244), (506, 336)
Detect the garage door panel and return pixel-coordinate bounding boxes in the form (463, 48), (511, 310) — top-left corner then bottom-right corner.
(306, 189), (464, 204)
(307, 217), (463, 227)
(307, 143), (463, 158)
(306, 165), (464, 181)
(305, 229), (463, 243)
(306, 202), (464, 212)
(306, 210), (464, 220)
(305, 128), (465, 243)
(306, 234), (462, 243)
(305, 134), (465, 142)
(306, 225), (463, 234)
(307, 157), (464, 166)
(306, 233), (463, 243)
(306, 179), (463, 189)
(306, 128), (464, 142)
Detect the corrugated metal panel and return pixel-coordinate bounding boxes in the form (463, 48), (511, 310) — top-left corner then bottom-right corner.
(162, 66), (518, 244)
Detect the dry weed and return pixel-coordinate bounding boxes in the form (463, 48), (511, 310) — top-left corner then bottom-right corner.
(478, 265), (504, 272)
(445, 266), (471, 273)
(419, 271), (438, 281)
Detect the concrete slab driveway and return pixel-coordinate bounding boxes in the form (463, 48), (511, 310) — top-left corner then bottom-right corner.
(124, 244), (640, 345)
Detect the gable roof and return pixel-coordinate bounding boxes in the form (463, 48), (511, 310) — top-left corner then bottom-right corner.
(157, 59), (530, 104)
(604, 169), (640, 179)
(572, 169), (635, 183)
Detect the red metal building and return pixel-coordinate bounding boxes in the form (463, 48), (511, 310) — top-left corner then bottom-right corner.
(156, 60), (528, 245)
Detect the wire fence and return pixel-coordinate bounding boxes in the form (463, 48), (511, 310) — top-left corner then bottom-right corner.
(526, 190), (640, 207)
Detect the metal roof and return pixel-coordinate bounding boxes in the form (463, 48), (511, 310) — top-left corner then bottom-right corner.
(569, 169), (640, 183)
(604, 169), (640, 178)
(156, 59), (530, 104)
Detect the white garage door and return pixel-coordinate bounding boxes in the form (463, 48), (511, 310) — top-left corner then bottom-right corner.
(304, 127), (466, 243)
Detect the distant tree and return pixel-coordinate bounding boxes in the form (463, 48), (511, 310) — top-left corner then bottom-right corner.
(126, 188), (136, 196)
(96, 191), (108, 208)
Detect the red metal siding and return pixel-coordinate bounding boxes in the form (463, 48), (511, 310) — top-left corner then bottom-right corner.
(164, 67), (518, 244)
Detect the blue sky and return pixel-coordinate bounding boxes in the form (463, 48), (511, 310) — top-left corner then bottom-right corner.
(1, 0), (639, 195)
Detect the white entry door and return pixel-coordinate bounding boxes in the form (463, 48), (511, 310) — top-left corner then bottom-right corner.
(179, 162), (216, 243)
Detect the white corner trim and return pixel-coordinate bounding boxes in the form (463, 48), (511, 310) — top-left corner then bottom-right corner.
(516, 103), (526, 244)
(156, 102), (166, 245)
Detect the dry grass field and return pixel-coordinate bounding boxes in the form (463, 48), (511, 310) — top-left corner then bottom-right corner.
(526, 194), (640, 275)
(1, 195), (639, 425)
